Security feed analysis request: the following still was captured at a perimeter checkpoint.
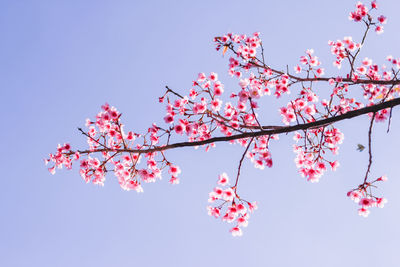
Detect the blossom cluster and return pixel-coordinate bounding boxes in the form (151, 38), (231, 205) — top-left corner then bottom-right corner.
(297, 49), (325, 77)
(246, 136), (274, 170)
(293, 127), (343, 183)
(215, 32), (261, 64)
(45, 143), (76, 175)
(207, 173), (258, 236)
(328, 37), (362, 69)
(347, 175), (388, 217)
(46, 103), (182, 191)
(348, 1), (386, 34)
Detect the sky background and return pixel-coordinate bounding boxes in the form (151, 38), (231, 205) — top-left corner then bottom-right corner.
(1, 0), (400, 266)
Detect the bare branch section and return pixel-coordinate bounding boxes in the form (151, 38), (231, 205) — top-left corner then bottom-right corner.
(363, 112), (376, 183)
(71, 97), (400, 156)
(233, 137), (254, 193)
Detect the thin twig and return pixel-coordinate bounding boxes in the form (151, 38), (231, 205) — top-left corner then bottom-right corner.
(363, 112), (375, 183)
(233, 137), (255, 193)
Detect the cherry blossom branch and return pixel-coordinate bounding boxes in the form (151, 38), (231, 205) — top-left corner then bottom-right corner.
(47, 2), (395, 235)
(69, 97), (400, 156)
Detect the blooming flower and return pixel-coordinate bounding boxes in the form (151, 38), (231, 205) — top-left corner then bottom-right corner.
(230, 227), (243, 237)
(217, 173), (229, 186)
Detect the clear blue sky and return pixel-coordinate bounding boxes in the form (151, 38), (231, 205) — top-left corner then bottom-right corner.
(1, 1), (400, 266)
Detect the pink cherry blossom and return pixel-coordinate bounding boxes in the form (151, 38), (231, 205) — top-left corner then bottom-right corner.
(168, 165), (181, 176)
(375, 25), (384, 34)
(217, 173), (229, 186)
(223, 188), (234, 202)
(237, 215), (249, 227)
(169, 176), (180, 185)
(376, 198), (387, 208)
(358, 208), (370, 217)
(377, 15), (387, 24)
(209, 72), (218, 82)
(230, 227), (242, 237)
(359, 198), (375, 208)
(197, 72), (206, 82)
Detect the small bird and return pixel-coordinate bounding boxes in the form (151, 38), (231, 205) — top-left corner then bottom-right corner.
(357, 144), (365, 152)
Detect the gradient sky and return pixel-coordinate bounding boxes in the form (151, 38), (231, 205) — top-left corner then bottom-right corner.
(1, 1), (400, 266)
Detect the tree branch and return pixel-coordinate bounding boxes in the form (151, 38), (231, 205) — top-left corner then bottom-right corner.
(70, 97), (400, 156)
